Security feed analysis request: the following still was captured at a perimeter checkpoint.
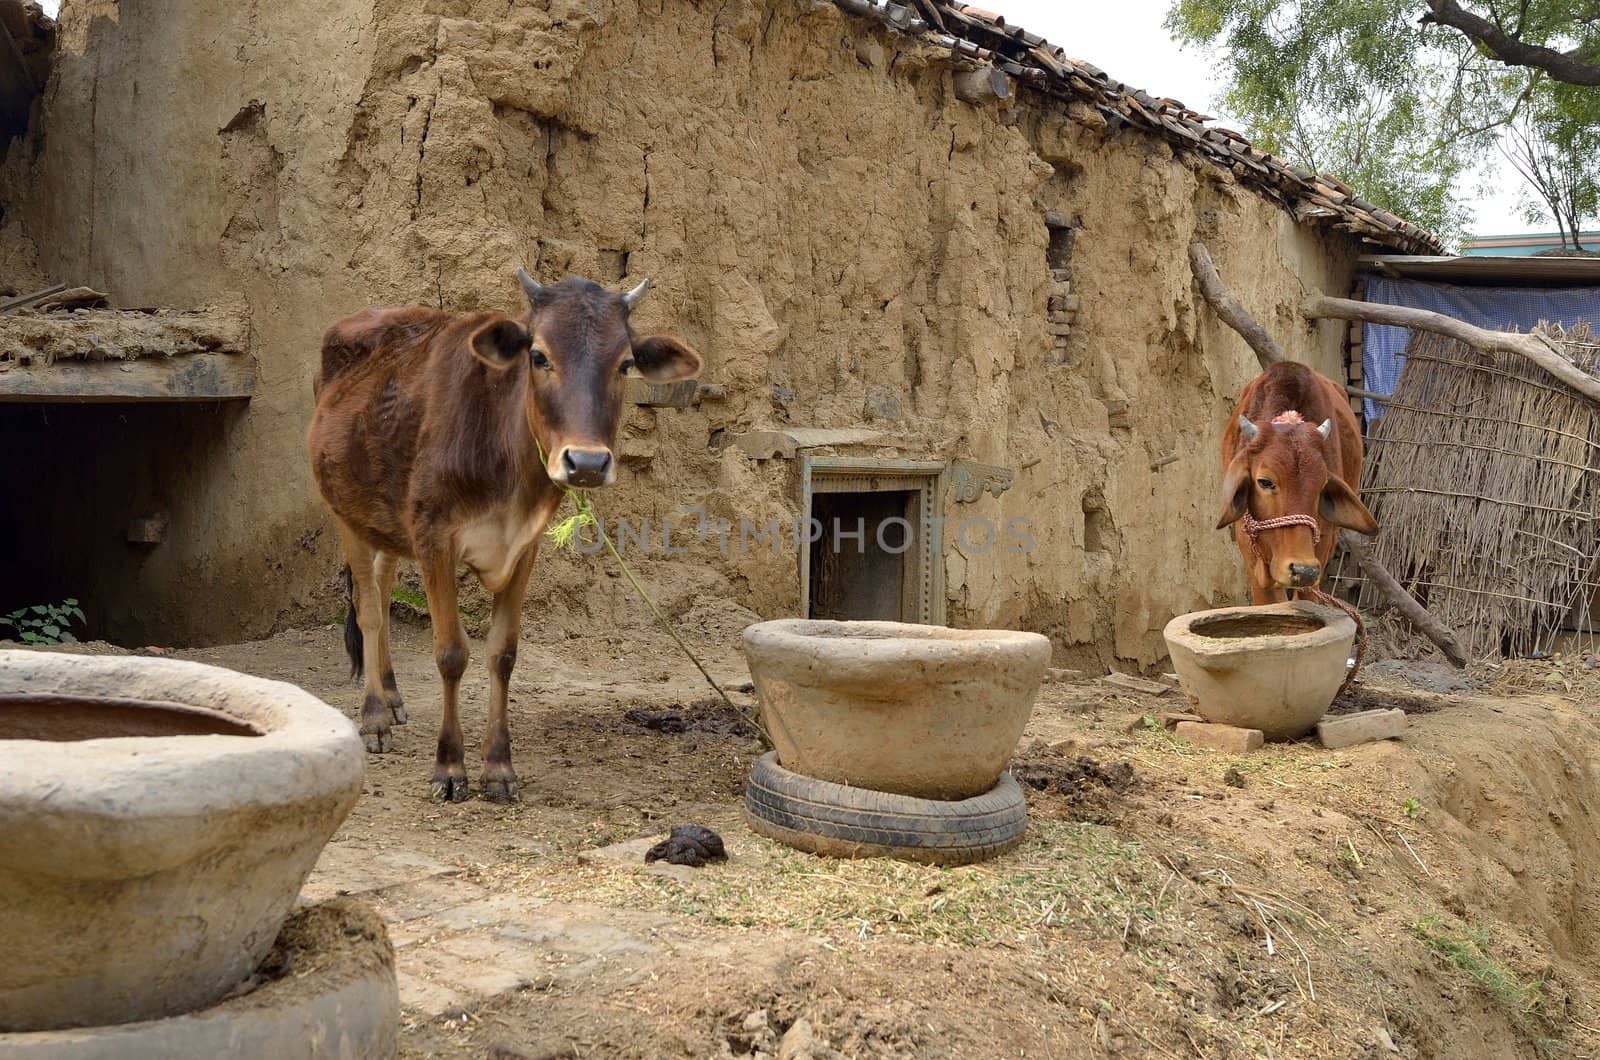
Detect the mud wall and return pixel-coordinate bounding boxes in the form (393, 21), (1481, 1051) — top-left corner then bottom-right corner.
(0, 0), (1358, 664)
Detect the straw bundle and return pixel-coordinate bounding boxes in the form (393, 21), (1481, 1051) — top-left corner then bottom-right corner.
(1353, 323), (1600, 659)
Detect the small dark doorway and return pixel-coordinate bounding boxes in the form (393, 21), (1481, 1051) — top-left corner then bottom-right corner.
(808, 490), (917, 621)
(800, 459), (945, 625)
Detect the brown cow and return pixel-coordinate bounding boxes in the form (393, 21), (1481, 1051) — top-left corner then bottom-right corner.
(307, 271), (702, 802)
(1216, 361), (1379, 604)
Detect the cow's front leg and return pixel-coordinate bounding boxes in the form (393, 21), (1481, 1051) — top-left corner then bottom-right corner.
(416, 542), (470, 802)
(372, 551), (409, 726)
(480, 546), (537, 803)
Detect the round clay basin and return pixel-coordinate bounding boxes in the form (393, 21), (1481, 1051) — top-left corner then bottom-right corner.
(0, 899), (398, 1058)
(0, 651), (365, 1033)
(1162, 602), (1356, 741)
(742, 620), (1051, 801)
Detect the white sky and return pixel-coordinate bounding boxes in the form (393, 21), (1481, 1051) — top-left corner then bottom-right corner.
(992, 0), (1526, 236)
(33, 0), (1525, 235)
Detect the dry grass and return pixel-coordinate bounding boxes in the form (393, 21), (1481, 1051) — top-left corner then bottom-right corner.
(493, 820), (1172, 948)
(1351, 324), (1600, 658)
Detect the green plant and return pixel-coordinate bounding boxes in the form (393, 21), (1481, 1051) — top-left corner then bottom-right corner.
(0, 598), (85, 645)
(1167, 0), (1600, 248)
(1414, 916), (1545, 1017)
(1403, 798), (1428, 820)
(388, 585), (429, 614)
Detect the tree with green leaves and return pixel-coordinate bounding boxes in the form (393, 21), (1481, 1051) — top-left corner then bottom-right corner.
(1167, 1), (1600, 249)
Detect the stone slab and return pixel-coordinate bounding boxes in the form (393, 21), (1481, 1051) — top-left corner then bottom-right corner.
(1317, 709), (1407, 749)
(1175, 720), (1265, 753)
(300, 843), (459, 903)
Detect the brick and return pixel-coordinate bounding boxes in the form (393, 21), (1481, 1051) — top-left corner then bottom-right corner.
(1317, 709), (1406, 749)
(1175, 721), (1264, 753)
(1124, 711), (1200, 733)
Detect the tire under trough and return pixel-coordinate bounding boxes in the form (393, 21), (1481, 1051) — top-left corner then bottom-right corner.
(744, 752), (1028, 866)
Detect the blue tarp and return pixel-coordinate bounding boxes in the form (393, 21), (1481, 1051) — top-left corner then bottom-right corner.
(1361, 277), (1600, 419)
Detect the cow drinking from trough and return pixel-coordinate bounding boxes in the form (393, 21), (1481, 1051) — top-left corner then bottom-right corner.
(307, 271), (703, 801)
(1216, 361), (1379, 604)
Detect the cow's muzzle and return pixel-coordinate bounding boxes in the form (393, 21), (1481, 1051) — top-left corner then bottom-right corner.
(553, 446), (614, 488)
(1288, 562), (1321, 588)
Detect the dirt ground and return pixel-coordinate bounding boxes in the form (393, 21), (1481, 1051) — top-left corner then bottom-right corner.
(45, 617), (1600, 1059)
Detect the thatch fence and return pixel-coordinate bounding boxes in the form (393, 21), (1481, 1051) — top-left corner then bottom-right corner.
(1343, 323), (1600, 659)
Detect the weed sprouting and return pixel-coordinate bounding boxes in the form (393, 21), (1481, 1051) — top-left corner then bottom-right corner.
(0, 599), (85, 645)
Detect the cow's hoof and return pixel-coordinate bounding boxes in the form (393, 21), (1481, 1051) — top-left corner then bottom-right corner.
(387, 698), (409, 726)
(361, 726), (393, 754)
(480, 775), (521, 804)
(431, 771), (470, 803)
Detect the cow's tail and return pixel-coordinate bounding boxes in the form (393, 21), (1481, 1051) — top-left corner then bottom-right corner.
(340, 564), (364, 681)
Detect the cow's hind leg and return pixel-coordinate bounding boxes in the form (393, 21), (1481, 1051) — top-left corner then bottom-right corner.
(336, 521), (397, 753)
(480, 547), (537, 803)
(372, 552), (408, 725)
(416, 542), (470, 802)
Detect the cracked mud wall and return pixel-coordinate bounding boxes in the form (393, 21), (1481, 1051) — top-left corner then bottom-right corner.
(2, 0), (1356, 662)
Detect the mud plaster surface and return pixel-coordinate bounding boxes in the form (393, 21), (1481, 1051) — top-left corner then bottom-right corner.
(2, 0), (1356, 667)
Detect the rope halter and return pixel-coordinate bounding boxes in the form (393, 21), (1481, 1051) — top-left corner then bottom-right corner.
(1240, 511), (1320, 559)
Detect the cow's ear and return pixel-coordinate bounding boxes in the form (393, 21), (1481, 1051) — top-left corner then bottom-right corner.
(1320, 475), (1379, 535)
(468, 318), (531, 369)
(1215, 453), (1251, 529)
(632, 335), (702, 383)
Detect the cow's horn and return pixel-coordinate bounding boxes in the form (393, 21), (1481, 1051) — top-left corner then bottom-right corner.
(1317, 418), (1333, 439)
(516, 267), (544, 303)
(623, 277), (651, 310)
(1237, 415), (1259, 442)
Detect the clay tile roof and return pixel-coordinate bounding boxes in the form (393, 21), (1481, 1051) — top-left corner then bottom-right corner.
(831, 0), (1444, 255)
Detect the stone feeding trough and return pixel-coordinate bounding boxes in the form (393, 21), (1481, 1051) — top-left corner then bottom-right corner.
(0, 651), (396, 1056)
(1163, 601), (1357, 744)
(741, 620), (1050, 865)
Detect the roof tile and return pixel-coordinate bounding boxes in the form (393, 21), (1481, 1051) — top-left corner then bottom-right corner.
(829, 0), (1442, 254)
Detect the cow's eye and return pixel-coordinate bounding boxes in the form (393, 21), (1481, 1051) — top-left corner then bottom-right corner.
(531, 348), (552, 370)
(1256, 477), (1275, 490)
(618, 358), (635, 377)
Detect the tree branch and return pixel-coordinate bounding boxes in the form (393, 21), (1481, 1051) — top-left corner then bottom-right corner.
(1188, 243), (1287, 370)
(1302, 294), (1600, 404)
(1423, 0), (1600, 85)
(1340, 532), (1471, 668)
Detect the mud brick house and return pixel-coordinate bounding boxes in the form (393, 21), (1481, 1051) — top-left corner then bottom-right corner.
(0, 0), (1437, 666)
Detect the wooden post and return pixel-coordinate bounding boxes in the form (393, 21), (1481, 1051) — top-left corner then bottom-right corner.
(1340, 532), (1469, 668)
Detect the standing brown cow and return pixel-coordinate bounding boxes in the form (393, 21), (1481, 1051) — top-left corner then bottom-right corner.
(307, 271), (702, 801)
(1216, 361), (1379, 603)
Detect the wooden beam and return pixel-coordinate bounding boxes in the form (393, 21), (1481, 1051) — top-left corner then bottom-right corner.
(1303, 293), (1600, 405)
(1188, 242), (1287, 370)
(0, 283), (66, 314)
(953, 66), (1011, 104)
(0, 353), (256, 402)
(1347, 385), (1389, 404)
